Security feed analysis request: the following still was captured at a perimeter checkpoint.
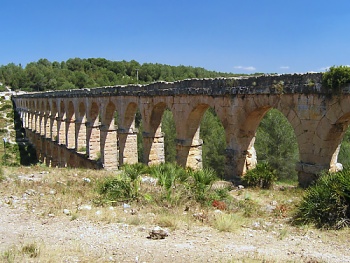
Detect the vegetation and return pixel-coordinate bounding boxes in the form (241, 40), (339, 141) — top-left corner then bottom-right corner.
(339, 128), (350, 169)
(242, 162), (277, 189)
(97, 163), (222, 206)
(294, 169), (350, 229)
(255, 109), (299, 181)
(322, 65), (350, 92)
(0, 58), (242, 92)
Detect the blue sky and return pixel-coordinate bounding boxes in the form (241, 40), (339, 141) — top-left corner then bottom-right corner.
(1, 0), (350, 74)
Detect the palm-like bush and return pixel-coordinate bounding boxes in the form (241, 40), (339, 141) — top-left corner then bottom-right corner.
(188, 168), (218, 202)
(294, 170), (350, 229)
(149, 163), (189, 202)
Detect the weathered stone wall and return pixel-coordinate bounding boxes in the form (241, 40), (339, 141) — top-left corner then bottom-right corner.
(13, 73), (350, 186)
(25, 129), (102, 169)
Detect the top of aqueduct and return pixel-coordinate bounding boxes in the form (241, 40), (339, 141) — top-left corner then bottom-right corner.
(14, 72), (342, 99)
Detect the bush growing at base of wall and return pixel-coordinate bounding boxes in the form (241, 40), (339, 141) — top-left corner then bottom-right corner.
(293, 169), (350, 229)
(322, 65), (350, 92)
(241, 162), (277, 189)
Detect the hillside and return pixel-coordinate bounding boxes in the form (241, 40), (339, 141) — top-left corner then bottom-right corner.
(0, 58), (251, 92)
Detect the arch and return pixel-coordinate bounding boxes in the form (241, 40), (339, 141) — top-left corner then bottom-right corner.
(76, 101), (87, 153)
(142, 102), (167, 165)
(100, 101), (118, 169)
(149, 102), (167, 134)
(66, 101), (75, 149)
(86, 101), (100, 160)
(325, 112), (350, 172)
(58, 100), (66, 145)
(118, 102), (139, 166)
(175, 103), (210, 169)
(50, 101), (58, 141)
(185, 103), (210, 139)
(123, 102), (138, 129)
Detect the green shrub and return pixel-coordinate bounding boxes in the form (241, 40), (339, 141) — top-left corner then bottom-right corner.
(0, 166), (4, 182)
(187, 168), (218, 203)
(0, 104), (12, 111)
(293, 170), (350, 229)
(97, 173), (137, 203)
(148, 163), (189, 203)
(322, 65), (350, 92)
(242, 162), (277, 189)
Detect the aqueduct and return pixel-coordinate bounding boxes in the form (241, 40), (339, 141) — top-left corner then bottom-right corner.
(11, 73), (350, 186)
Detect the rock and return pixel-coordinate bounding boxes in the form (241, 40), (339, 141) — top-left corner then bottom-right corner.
(123, 203), (131, 212)
(265, 204), (276, 213)
(82, 177), (91, 183)
(211, 181), (234, 190)
(193, 212), (208, 222)
(63, 209), (71, 215)
(78, 204), (92, 210)
(147, 226), (169, 240)
(270, 200), (278, 206)
(25, 189), (36, 195)
(141, 176), (158, 185)
(95, 210), (102, 215)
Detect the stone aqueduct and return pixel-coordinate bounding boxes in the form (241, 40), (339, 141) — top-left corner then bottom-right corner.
(11, 73), (350, 186)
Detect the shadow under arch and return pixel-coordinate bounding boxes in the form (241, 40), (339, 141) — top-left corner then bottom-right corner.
(175, 103), (210, 169)
(100, 101), (118, 169)
(86, 101), (100, 160)
(142, 102), (167, 165)
(76, 101), (86, 154)
(118, 102), (139, 166)
(66, 100), (75, 149)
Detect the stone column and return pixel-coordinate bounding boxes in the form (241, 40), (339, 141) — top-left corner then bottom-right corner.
(243, 137), (257, 174)
(50, 116), (58, 141)
(223, 148), (241, 183)
(100, 124), (118, 169)
(176, 127), (203, 170)
(86, 121), (100, 161)
(35, 112), (40, 133)
(75, 119), (86, 153)
(143, 125), (165, 165)
(329, 144), (343, 173)
(45, 140), (52, 167)
(39, 136), (46, 164)
(29, 112), (34, 130)
(118, 128), (138, 166)
(65, 119), (76, 149)
(40, 114), (45, 136)
(51, 145), (59, 167)
(22, 111), (27, 129)
(57, 117), (66, 145)
(59, 147), (67, 167)
(44, 114), (50, 138)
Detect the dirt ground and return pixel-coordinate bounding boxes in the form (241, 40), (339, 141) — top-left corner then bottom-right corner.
(1, 170), (350, 263)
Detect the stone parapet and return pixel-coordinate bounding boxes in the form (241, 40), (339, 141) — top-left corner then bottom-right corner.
(13, 73), (326, 100)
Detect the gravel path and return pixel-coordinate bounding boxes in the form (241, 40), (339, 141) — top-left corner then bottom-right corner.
(1, 200), (350, 262)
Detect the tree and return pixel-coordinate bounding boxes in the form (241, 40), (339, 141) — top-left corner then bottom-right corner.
(200, 108), (226, 178)
(162, 109), (176, 163)
(255, 109), (298, 181)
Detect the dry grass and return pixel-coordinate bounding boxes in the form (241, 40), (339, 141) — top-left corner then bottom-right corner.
(0, 165), (346, 262)
(0, 166), (305, 228)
